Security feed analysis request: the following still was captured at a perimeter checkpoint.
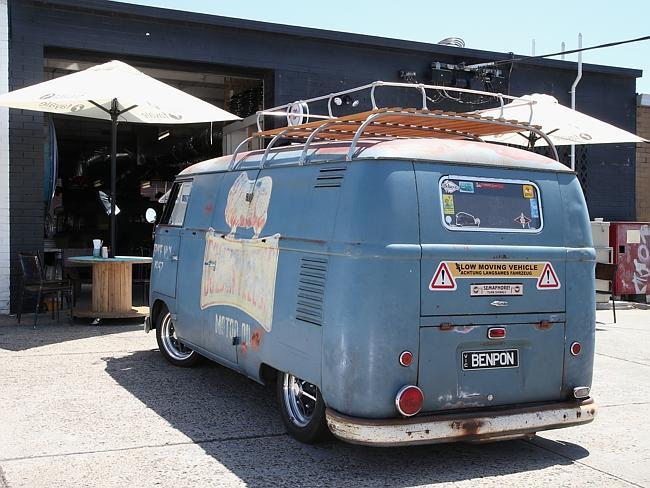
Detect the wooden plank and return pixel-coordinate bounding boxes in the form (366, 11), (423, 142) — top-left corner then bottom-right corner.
(73, 306), (149, 319)
(254, 107), (533, 142)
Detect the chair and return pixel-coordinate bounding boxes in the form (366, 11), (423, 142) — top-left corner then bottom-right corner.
(595, 262), (618, 323)
(17, 252), (73, 327)
(61, 248), (93, 305)
(132, 246), (151, 305)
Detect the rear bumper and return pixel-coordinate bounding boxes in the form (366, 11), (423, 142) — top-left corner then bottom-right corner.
(326, 398), (597, 446)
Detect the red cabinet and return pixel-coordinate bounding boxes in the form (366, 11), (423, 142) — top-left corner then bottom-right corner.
(609, 222), (650, 296)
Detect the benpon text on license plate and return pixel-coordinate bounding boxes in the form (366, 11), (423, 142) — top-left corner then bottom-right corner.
(462, 349), (519, 370)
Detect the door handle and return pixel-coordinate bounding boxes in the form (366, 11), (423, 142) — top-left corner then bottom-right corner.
(490, 300), (509, 307)
(171, 255), (179, 261)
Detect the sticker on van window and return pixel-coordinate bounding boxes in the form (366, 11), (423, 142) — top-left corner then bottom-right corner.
(513, 213), (532, 229)
(442, 180), (460, 193)
(459, 181), (474, 193)
(440, 177), (542, 232)
(442, 194), (455, 214)
(429, 261), (561, 291)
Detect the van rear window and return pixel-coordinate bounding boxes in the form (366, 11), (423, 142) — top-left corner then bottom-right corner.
(439, 176), (542, 232)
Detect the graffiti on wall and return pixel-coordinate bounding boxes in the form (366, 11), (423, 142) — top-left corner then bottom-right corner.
(632, 225), (650, 294)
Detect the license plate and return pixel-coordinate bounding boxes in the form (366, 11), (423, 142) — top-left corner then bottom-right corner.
(462, 349), (519, 370)
(470, 283), (523, 296)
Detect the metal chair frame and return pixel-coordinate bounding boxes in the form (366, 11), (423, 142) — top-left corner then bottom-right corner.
(17, 252), (73, 328)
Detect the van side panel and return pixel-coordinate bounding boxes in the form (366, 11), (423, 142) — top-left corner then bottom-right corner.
(322, 161), (421, 417)
(559, 173), (596, 396)
(175, 173), (225, 348)
(242, 163), (343, 386)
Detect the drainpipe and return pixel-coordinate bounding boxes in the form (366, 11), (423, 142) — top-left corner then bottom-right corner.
(570, 33), (583, 171)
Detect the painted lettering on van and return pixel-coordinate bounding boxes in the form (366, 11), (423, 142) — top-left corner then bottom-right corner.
(201, 233), (280, 330)
(153, 243), (173, 272)
(200, 174), (279, 331)
(214, 313), (252, 345)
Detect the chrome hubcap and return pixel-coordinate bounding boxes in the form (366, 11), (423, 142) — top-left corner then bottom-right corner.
(282, 373), (318, 427)
(160, 313), (193, 360)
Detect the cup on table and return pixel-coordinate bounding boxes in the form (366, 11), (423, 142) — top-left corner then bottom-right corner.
(93, 239), (103, 257)
(101, 246), (109, 258)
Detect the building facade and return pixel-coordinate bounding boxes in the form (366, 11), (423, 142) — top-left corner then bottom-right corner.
(637, 95), (650, 221)
(0, 0), (643, 313)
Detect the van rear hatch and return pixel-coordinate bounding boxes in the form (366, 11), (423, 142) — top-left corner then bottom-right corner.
(415, 167), (568, 411)
(420, 173), (565, 316)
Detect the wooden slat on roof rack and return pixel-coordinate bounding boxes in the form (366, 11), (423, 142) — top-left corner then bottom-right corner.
(254, 107), (540, 142)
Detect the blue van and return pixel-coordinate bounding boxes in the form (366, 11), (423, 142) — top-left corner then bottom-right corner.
(146, 86), (597, 445)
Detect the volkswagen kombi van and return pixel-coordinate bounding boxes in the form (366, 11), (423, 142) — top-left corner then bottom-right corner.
(146, 83), (597, 445)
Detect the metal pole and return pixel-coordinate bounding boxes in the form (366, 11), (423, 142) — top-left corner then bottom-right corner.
(570, 33), (583, 171)
(110, 98), (118, 258)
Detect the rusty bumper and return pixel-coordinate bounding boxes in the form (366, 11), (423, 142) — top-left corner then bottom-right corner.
(326, 399), (597, 446)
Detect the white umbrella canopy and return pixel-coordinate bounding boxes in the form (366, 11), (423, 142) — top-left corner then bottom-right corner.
(476, 94), (646, 147)
(0, 60), (240, 123)
(0, 60), (240, 256)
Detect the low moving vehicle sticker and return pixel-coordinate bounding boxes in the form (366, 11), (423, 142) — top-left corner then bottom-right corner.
(200, 173), (280, 331)
(429, 261), (560, 291)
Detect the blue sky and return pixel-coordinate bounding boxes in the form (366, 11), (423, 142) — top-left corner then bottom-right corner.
(119, 0), (650, 94)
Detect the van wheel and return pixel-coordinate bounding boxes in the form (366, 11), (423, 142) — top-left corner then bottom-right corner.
(155, 306), (201, 367)
(277, 372), (329, 443)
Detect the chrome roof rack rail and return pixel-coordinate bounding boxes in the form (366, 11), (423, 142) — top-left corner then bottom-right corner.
(227, 81), (557, 167)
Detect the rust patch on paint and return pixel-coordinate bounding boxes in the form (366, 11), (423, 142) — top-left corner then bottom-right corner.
(251, 329), (263, 351)
(450, 419), (484, 436)
(440, 323), (454, 331)
(536, 320), (553, 330)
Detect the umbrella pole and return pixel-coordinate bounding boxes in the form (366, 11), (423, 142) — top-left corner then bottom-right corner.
(110, 98), (118, 258)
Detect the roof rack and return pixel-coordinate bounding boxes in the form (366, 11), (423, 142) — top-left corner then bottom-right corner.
(229, 81), (558, 170)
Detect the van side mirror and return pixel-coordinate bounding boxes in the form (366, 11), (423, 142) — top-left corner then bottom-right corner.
(145, 208), (157, 224)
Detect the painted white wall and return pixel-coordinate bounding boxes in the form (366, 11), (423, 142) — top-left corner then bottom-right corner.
(0, 0), (9, 314)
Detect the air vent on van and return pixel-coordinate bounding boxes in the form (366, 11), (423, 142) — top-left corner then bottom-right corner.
(295, 256), (328, 325)
(315, 167), (346, 188)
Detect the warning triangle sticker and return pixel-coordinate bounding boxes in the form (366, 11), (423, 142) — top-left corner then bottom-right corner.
(536, 262), (561, 289)
(429, 262), (457, 290)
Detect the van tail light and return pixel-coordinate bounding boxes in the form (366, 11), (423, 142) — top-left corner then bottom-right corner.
(574, 386), (590, 399)
(399, 351), (414, 367)
(395, 385), (424, 417)
(487, 327), (506, 339)
(570, 342), (582, 356)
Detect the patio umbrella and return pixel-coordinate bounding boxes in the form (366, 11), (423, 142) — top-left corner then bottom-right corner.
(0, 60), (240, 256)
(476, 94), (646, 147)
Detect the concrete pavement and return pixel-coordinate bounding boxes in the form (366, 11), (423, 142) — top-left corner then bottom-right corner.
(0, 308), (648, 487)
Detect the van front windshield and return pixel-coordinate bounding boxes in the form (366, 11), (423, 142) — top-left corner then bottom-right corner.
(440, 176), (542, 232)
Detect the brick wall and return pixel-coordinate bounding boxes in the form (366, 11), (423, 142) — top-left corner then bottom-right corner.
(637, 99), (650, 222)
(7, 2), (45, 312)
(0, 0), (9, 313)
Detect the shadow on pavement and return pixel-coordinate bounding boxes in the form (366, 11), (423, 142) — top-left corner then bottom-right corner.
(0, 317), (143, 352)
(104, 349), (591, 487)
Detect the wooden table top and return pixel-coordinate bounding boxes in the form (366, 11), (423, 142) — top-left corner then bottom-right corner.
(68, 256), (152, 264)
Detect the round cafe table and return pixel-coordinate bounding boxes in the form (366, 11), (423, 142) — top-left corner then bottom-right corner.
(68, 256), (152, 319)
